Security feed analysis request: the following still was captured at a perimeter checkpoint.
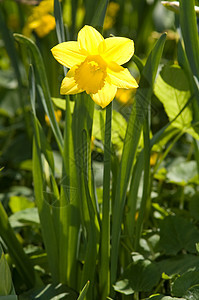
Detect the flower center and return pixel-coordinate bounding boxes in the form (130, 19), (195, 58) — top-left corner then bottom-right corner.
(74, 55), (107, 94)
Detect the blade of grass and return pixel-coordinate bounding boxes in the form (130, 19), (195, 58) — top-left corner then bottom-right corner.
(99, 102), (112, 300)
(110, 33), (167, 289)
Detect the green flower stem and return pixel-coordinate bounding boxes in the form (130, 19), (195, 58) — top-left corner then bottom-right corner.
(99, 102), (112, 299)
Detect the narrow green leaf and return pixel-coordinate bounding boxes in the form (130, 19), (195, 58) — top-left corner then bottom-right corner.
(77, 281), (90, 300)
(30, 65), (59, 282)
(179, 0), (199, 102)
(0, 247), (12, 296)
(54, 0), (65, 43)
(111, 33), (166, 287)
(14, 34), (63, 152)
(91, 0), (109, 31)
(54, 0), (67, 76)
(0, 203), (35, 288)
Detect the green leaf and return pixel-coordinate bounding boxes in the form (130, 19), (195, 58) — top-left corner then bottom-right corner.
(91, 0), (109, 31)
(14, 34), (63, 152)
(54, 0), (65, 43)
(149, 295), (185, 300)
(77, 281), (90, 300)
(166, 160), (199, 186)
(113, 260), (161, 294)
(179, 0), (199, 84)
(0, 249), (12, 296)
(159, 216), (199, 255)
(162, 1), (199, 16)
(20, 283), (77, 300)
(157, 254), (199, 277)
(154, 64), (198, 139)
(9, 196), (34, 213)
(183, 285), (199, 300)
(0, 203), (35, 288)
(9, 207), (40, 228)
(189, 193), (199, 221)
(111, 33), (167, 286)
(172, 270), (199, 297)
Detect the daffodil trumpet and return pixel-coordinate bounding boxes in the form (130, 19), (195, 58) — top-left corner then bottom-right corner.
(51, 25), (138, 108)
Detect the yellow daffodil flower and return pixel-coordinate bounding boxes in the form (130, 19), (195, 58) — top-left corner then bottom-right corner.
(51, 25), (138, 108)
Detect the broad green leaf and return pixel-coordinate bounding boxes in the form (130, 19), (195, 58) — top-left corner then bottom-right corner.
(183, 285), (199, 300)
(172, 270), (199, 297)
(166, 160), (199, 186)
(159, 216), (199, 255)
(9, 196), (34, 213)
(113, 260), (160, 294)
(154, 64), (198, 139)
(9, 208), (40, 228)
(189, 193), (199, 221)
(157, 254), (199, 276)
(149, 295), (185, 300)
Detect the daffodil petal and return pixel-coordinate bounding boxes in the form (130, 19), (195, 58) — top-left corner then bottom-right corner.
(60, 67), (83, 94)
(101, 37), (134, 65)
(51, 41), (86, 68)
(108, 62), (138, 89)
(90, 80), (117, 108)
(78, 25), (104, 55)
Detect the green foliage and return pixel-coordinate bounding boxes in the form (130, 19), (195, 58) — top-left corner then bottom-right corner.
(1, 0), (199, 300)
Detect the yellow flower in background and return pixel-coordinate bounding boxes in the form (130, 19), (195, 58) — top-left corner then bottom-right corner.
(51, 25), (138, 108)
(45, 110), (62, 126)
(23, 0), (55, 38)
(116, 88), (135, 105)
(104, 1), (120, 30)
